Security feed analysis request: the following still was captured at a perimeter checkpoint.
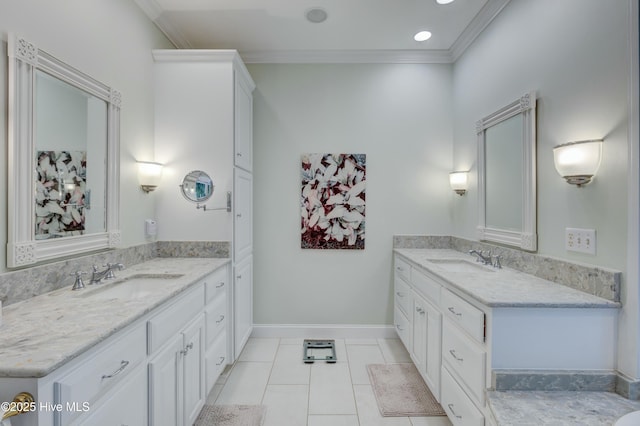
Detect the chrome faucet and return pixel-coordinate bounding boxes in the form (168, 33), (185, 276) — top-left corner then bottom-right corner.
(469, 249), (503, 269)
(89, 263), (125, 284)
(70, 271), (86, 290)
(469, 249), (492, 265)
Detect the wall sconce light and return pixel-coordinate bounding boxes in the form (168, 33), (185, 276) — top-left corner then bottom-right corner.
(449, 171), (469, 196)
(553, 140), (602, 187)
(137, 161), (163, 193)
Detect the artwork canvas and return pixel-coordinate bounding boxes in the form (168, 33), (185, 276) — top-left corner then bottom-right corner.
(301, 153), (366, 249)
(35, 151), (88, 239)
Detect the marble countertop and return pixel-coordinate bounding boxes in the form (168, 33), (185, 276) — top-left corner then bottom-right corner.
(0, 257), (230, 378)
(487, 390), (640, 425)
(394, 249), (619, 308)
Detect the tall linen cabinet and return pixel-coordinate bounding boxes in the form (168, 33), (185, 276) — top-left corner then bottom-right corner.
(152, 50), (255, 363)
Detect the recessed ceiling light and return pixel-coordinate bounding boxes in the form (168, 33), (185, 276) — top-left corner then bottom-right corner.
(414, 31), (432, 42)
(436, 0), (455, 4)
(306, 8), (328, 23)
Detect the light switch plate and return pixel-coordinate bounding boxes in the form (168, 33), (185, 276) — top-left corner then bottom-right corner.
(565, 228), (596, 255)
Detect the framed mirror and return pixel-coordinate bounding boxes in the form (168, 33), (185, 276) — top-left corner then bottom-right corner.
(7, 35), (121, 267)
(477, 91), (537, 251)
(180, 170), (214, 202)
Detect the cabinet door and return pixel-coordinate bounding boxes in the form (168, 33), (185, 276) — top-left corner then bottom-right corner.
(183, 314), (206, 426)
(149, 334), (183, 426)
(412, 291), (442, 401)
(234, 255), (253, 358)
(424, 298), (442, 400)
(412, 294), (427, 373)
(234, 71), (253, 172)
(234, 168), (253, 261)
(77, 366), (146, 426)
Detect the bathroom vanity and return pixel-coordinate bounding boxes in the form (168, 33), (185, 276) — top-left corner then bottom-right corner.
(393, 248), (620, 426)
(0, 258), (230, 426)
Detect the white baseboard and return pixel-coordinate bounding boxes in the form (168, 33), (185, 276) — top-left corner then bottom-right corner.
(251, 324), (397, 339)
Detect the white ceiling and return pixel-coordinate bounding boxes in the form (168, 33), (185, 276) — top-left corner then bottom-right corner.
(134, 0), (511, 63)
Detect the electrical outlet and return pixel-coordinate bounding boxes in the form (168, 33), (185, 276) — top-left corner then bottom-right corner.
(565, 228), (596, 255)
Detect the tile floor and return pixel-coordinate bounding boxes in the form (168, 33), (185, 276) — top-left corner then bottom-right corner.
(206, 338), (452, 426)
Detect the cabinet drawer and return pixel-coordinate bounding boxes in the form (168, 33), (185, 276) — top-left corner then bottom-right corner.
(148, 284), (205, 354)
(394, 305), (411, 350)
(441, 366), (484, 426)
(394, 256), (410, 282)
(206, 295), (227, 346)
(441, 289), (485, 342)
(411, 267), (441, 305)
(205, 267), (228, 304)
(54, 325), (146, 426)
(442, 320), (486, 405)
(206, 332), (228, 392)
(394, 276), (411, 316)
(74, 365), (147, 426)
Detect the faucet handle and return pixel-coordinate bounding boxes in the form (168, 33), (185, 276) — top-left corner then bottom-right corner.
(104, 263), (125, 279)
(492, 255), (502, 269)
(70, 271), (87, 290)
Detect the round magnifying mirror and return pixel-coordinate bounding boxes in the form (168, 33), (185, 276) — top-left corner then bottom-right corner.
(180, 170), (214, 202)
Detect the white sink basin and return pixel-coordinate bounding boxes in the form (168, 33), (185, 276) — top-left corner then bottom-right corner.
(425, 258), (495, 273)
(79, 273), (184, 300)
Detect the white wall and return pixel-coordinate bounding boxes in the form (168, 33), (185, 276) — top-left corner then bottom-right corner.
(248, 63), (454, 325)
(0, 0), (173, 272)
(451, 0), (635, 376)
(153, 61), (234, 242)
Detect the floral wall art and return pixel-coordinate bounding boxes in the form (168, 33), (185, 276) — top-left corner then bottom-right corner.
(301, 153), (366, 249)
(35, 150), (88, 239)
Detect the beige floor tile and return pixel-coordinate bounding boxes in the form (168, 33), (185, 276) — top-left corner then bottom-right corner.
(309, 363), (357, 415)
(269, 344), (311, 385)
(346, 344), (386, 385)
(215, 361), (272, 405)
(238, 337), (280, 362)
(308, 415), (360, 426)
(353, 384), (413, 425)
(262, 385), (309, 426)
(378, 338), (412, 363)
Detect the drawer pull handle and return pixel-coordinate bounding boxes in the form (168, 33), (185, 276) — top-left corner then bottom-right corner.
(216, 356), (226, 366)
(396, 324), (404, 331)
(216, 282), (225, 288)
(449, 349), (464, 362)
(102, 360), (129, 379)
(448, 307), (462, 317)
(416, 307), (425, 314)
(447, 403), (463, 419)
(181, 342), (194, 356)
(216, 315), (225, 324)
(237, 152), (242, 157)
(396, 291), (405, 297)
(396, 266), (405, 272)
(237, 274), (242, 279)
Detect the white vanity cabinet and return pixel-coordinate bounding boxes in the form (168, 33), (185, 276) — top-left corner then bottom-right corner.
(393, 257), (412, 351)
(53, 324), (148, 426)
(204, 266), (229, 391)
(440, 289), (486, 425)
(394, 250), (619, 426)
(393, 256), (442, 400)
(148, 285), (206, 426)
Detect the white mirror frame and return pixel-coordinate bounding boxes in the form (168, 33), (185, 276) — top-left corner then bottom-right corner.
(7, 34), (121, 267)
(477, 91), (537, 251)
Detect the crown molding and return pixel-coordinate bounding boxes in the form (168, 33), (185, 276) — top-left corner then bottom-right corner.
(449, 0), (512, 62)
(133, 0), (192, 48)
(239, 49), (453, 64)
(134, 0), (511, 64)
